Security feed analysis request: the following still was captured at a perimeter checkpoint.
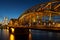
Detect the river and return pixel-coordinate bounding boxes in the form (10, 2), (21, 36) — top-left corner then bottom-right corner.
(0, 29), (60, 40)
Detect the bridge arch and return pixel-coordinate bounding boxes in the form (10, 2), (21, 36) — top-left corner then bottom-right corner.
(18, 1), (60, 27)
(8, 1), (60, 27)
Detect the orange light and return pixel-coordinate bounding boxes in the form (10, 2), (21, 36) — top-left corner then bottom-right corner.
(33, 18), (35, 22)
(7, 27), (9, 29)
(11, 28), (14, 33)
(44, 23), (46, 25)
(29, 29), (32, 40)
(49, 23), (51, 26)
(57, 24), (60, 27)
(53, 22), (55, 25)
(10, 34), (15, 40)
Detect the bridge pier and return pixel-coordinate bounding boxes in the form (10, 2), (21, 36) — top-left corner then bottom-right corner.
(9, 27), (29, 34)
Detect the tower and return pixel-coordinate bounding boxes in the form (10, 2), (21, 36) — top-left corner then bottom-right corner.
(3, 17), (8, 25)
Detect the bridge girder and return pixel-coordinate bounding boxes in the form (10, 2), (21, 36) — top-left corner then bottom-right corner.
(9, 1), (60, 27)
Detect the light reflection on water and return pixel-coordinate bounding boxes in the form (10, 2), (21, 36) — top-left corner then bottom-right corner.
(1, 29), (60, 40)
(0, 29), (9, 40)
(10, 34), (15, 40)
(0, 29), (29, 40)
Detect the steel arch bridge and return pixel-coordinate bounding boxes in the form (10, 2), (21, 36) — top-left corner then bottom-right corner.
(8, 1), (60, 30)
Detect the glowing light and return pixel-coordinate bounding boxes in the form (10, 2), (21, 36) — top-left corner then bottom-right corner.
(29, 33), (32, 40)
(44, 23), (46, 25)
(10, 34), (15, 40)
(57, 24), (60, 27)
(33, 18), (35, 22)
(49, 23), (51, 26)
(53, 22), (55, 25)
(39, 21), (40, 23)
(29, 29), (32, 40)
(33, 19), (35, 22)
(7, 27), (9, 29)
(11, 28), (14, 33)
(7, 29), (9, 32)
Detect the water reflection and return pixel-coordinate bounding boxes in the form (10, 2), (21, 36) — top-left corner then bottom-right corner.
(29, 32), (32, 40)
(9, 28), (29, 40)
(10, 34), (15, 40)
(1, 29), (60, 40)
(29, 29), (32, 40)
(0, 29), (9, 40)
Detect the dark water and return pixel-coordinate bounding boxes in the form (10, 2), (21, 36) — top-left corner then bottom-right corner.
(0, 29), (29, 40)
(0, 29), (60, 40)
(32, 30), (60, 40)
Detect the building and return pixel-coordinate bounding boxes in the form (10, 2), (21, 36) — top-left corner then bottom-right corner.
(8, 19), (19, 27)
(2, 17), (8, 25)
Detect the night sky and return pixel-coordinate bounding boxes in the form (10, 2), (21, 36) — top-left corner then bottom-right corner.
(0, 0), (50, 20)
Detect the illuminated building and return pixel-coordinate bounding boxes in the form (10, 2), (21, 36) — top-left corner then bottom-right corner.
(8, 19), (19, 27)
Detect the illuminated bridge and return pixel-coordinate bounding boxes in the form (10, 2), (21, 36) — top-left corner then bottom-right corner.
(8, 1), (60, 31)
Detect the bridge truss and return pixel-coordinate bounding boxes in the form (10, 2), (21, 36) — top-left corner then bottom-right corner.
(8, 1), (60, 27)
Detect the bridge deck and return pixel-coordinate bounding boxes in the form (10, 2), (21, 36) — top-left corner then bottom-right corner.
(8, 26), (60, 31)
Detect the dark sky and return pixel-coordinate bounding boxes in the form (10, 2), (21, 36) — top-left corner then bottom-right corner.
(0, 0), (50, 20)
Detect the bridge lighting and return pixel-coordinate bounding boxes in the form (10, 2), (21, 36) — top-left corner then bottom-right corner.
(32, 18), (36, 22)
(39, 21), (40, 23)
(53, 22), (55, 25)
(37, 16), (39, 18)
(44, 22), (46, 25)
(8, 1), (60, 28)
(33, 19), (35, 22)
(11, 28), (14, 33)
(57, 24), (60, 27)
(49, 23), (51, 26)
